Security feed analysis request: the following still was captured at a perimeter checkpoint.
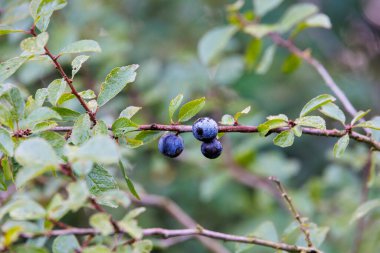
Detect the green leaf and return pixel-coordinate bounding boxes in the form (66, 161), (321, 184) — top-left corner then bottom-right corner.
(354, 120), (380, 130)
(295, 116), (326, 130)
(120, 106), (142, 119)
(273, 130), (294, 147)
(319, 102), (345, 124)
(8, 199), (46, 220)
(0, 128), (14, 156)
(56, 90), (95, 105)
(168, 94), (183, 122)
(25, 107), (62, 127)
(83, 246), (111, 253)
(304, 13), (332, 29)
(71, 136), (120, 164)
(47, 79), (67, 106)
(92, 120), (109, 136)
(333, 134), (349, 158)
(257, 119), (288, 136)
(178, 97), (206, 122)
(0, 25), (25, 36)
(351, 110), (370, 125)
(15, 138), (59, 168)
(0, 56), (29, 82)
(198, 25), (238, 66)
(97, 64), (139, 107)
(89, 213), (113, 236)
(295, 223), (329, 248)
(220, 114), (235, 125)
(350, 199), (380, 224)
(119, 160), (140, 200)
(15, 138), (59, 187)
(70, 114), (91, 145)
(13, 246), (49, 253)
(244, 24), (278, 39)
(6, 87), (26, 122)
(52, 235), (80, 253)
(112, 117), (139, 137)
(300, 94), (336, 117)
(35, 88), (48, 106)
(135, 131), (163, 144)
(38, 131), (66, 156)
(20, 32), (48, 54)
(52, 107), (81, 121)
(253, 0), (283, 17)
(132, 240), (153, 253)
(59, 40), (101, 55)
(96, 189), (131, 208)
(267, 114), (288, 121)
(281, 54), (301, 74)
(234, 106), (251, 121)
(71, 55), (90, 78)
(279, 3), (319, 33)
(256, 44), (276, 74)
(31, 0), (67, 32)
(86, 164), (118, 198)
(292, 125), (302, 137)
(2, 157), (13, 181)
(244, 39), (262, 70)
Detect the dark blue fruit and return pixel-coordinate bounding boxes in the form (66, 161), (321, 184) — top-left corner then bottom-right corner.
(192, 117), (218, 142)
(201, 138), (223, 159)
(158, 134), (184, 158)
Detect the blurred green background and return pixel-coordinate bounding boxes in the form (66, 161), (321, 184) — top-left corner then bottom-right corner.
(1, 0), (380, 252)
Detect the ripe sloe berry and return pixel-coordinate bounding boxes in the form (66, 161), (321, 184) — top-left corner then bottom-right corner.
(158, 134), (184, 158)
(201, 138), (223, 159)
(192, 117), (218, 142)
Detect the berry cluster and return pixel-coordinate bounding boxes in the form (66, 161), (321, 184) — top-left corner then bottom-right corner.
(158, 117), (223, 159)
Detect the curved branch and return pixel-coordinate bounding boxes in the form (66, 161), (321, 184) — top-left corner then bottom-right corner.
(21, 227), (320, 253)
(132, 194), (230, 253)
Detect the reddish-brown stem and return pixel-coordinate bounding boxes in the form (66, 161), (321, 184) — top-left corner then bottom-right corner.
(47, 124), (380, 150)
(29, 27), (97, 124)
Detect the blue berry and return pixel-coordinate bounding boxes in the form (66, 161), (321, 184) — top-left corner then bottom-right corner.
(201, 138), (223, 159)
(158, 134), (184, 158)
(192, 117), (218, 142)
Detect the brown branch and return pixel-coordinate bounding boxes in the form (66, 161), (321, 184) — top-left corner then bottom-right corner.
(20, 226), (320, 253)
(268, 33), (371, 136)
(29, 26), (97, 125)
(269, 177), (314, 248)
(132, 194), (229, 253)
(48, 124), (380, 150)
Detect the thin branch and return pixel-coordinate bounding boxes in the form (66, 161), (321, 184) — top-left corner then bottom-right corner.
(269, 176), (314, 248)
(268, 33), (359, 119)
(48, 124), (380, 150)
(20, 226), (321, 253)
(132, 194), (230, 253)
(29, 26), (97, 125)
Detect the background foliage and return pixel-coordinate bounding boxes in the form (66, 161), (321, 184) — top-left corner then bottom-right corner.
(1, 0), (380, 252)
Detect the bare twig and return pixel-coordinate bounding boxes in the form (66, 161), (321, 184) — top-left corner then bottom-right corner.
(20, 226), (321, 253)
(132, 194), (230, 253)
(269, 176), (314, 248)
